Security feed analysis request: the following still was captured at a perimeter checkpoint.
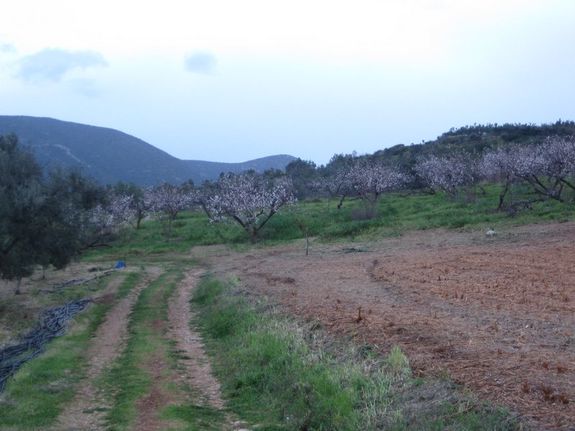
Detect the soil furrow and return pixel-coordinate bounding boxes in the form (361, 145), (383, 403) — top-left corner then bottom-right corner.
(207, 222), (575, 430)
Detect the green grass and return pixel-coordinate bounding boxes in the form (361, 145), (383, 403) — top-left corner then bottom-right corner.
(160, 404), (227, 431)
(84, 183), (575, 262)
(102, 268), (183, 430)
(0, 272), (140, 429)
(116, 271), (141, 299)
(192, 277), (518, 431)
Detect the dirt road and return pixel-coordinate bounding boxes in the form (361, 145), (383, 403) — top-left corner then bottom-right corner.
(56, 269), (161, 431)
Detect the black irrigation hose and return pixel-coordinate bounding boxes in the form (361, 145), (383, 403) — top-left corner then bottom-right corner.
(0, 298), (92, 392)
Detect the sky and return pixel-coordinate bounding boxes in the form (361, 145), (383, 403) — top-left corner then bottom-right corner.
(1, 0), (575, 165)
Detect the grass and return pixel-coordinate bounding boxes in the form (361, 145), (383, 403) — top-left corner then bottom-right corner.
(84, 183), (575, 262)
(0, 272), (140, 429)
(160, 404), (227, 431)
(192, 276), (519, 431)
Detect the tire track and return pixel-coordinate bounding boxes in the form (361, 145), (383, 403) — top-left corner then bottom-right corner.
(168, 270), (224, 409)
(55, 268), (162, 431)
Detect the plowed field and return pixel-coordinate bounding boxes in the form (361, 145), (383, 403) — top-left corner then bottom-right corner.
(209, 222), (575, 430)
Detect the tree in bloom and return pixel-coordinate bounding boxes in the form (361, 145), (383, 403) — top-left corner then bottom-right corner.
(480, 147), (519, 210)
(519, 136), (575, 201)
(205, 172), (295, 242)
(347, 160), (409, 217)
(415, 153), (479, 198)
(481, 136), (575, 204)
(113, 182), (149, 229)
(145, 183), (196, 235)
(311, 168), (356, 209)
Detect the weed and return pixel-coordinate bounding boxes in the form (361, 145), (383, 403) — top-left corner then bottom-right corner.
(192, 277), (519, 431)
(386, 345), (410, 376)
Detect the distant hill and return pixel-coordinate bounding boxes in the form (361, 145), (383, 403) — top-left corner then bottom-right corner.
(0, 116), (296, 186)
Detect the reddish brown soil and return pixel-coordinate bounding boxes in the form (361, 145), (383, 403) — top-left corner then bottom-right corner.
(207, 222), (575, 430)
(134, 351), (176, 431)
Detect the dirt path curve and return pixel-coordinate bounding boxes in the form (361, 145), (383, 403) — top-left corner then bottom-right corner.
(55, 268), (162, 431)
(168, 270), (225, 409)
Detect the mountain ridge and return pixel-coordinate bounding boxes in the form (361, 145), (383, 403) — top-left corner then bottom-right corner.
(0, 116), (296, 186)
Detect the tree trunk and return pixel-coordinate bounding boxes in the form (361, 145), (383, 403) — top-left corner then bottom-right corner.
(497, 181), (510, 211)
(14, 277), (22, 295)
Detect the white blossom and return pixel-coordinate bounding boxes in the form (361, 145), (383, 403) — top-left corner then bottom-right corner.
(206, 172), (295, 241)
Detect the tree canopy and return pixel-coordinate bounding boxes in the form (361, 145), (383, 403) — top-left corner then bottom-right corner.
(0, 135), (105, 292)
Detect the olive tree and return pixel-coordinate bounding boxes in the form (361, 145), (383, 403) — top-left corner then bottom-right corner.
(0, 136), (105, 293)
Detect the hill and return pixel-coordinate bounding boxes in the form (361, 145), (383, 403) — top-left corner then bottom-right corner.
(0, 116), (296, 186)
(371, 121), (575, 170)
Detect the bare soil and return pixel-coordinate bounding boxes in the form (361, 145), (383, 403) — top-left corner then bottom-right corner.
(206, 222), (575, 430)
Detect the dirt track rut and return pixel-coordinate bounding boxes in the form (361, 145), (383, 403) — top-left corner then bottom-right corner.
(55, 269), (161, 431)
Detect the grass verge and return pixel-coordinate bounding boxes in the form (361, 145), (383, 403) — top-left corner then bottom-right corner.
(193, 276), (519, 431)
(85, 184), (575, 262)
(0, 271), (140, 429)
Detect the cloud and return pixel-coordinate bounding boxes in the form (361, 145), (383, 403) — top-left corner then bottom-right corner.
(184, 51), (216, 75)
(16, 48), (107, 82)
(67, 78), (103, 97)
(0, 42), (16, 54)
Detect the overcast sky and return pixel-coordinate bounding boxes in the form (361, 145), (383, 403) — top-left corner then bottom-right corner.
(1, 0), (574, 164)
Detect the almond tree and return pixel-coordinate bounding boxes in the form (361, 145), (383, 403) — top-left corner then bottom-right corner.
(480, 136), (575, 209)
(480, 148), (518, 210)
(312, 169), (355, 209)
(415, 153), (479, 198)
(145, 183), (196, 235)
(80, 194), (135, 247)
(113, 182), (149, 229)
(499, 137), (575, 203)
(529, 136), (575, 200)
(206, 172), (295, 242)
(347, 160), (408, 216)
(542, 136), (575, 192)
